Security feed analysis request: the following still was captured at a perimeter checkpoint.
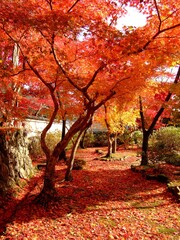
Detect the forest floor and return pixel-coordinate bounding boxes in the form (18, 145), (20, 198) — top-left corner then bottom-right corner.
(0, 147), (180, 240)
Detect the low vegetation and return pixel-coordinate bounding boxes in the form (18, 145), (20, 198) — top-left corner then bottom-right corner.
(149, 127), (180, 166)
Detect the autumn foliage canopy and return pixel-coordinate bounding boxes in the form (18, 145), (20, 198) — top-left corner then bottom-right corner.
(0, 0), (179, 195)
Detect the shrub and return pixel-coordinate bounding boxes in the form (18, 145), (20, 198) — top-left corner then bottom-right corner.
(131, 130), (143, 147)
(117, 129), (134, 148)
(45, 131), (61, 151)
(81, 130), (95, 148)
(92, 131), (108, 147)
(149, 127), (180, 166)
(73, 159), (86, 170)
(28, 130), (61, 157)
(28, 135), (44, 157)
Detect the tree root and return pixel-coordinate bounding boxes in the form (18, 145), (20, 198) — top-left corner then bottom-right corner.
(33, 188), (61, 208)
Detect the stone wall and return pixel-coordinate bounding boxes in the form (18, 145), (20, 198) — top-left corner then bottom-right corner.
(0, 128), (34, 192)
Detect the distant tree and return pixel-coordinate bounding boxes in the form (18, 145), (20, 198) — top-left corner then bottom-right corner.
(139, 66), (180, 165)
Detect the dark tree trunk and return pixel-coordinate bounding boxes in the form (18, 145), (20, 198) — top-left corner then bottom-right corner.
(36, 155), (57, 203)
(103, 104), (116, 158)
(59, 119), (67, 161)
(141, 131), (150, 165)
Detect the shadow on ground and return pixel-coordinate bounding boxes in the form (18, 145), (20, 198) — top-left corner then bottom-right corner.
(1, 153), (174, 237)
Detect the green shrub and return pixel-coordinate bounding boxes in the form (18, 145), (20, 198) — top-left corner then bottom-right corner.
(117, 129), (134, 148)
(73, 159), (86, 170)
(28, 130), (62, 157)
(45, 131), (61, 151)
(92, 131), (108, 147)
(131, 130), (143, 147)
(28, 135), (44, 157)
(149, 127), (180, 166)
(81, 130), (95, 148)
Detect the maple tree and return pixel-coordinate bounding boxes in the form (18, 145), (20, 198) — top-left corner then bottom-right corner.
(0, 0), (180, 201)
(139, 66), (180, 165)
(95, 100), (138, 158)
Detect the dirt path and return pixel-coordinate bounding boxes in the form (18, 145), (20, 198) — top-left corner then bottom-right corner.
(1, 148), (179, 239)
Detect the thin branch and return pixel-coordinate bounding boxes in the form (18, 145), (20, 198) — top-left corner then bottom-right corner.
(26, 59), (53, 91)
(111, 76), (131, 91)
(45, 0), (53, 10)
(50, 35), (82, 92)
(139, 23), (180, 52)
(10, 68), (31, 77)
(82, 64), (105, 92)
(50, 35), (96, 102)
(95, 90), (116, 110)
(38, 29), (52, 45)
(67, 0), (81, 13)
(154, 0), (162, 31)
(162, 8), (180, 23)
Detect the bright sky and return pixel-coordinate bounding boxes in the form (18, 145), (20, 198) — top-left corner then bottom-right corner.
(116, 7), (147, 30)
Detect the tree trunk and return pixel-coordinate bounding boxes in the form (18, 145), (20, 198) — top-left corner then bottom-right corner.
(59, 119), (67, 161)
(112, 133), (117, 153)
(106, 133), (115, 158)
(65, 118), (92, 181)
(36, 155), (57, 204)
(37, 110), (94, 202)
(26, 51), (116, 204)
(65, 131), (83, 181)
(79, 128), (87, 149)
(0, 129), (34, 193)
(141, 131), (149, 165)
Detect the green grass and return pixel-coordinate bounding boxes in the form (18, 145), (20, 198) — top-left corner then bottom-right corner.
(131, 200), (163, 209)
(158, 226), (177, 235)
(99, 217), (117, 227)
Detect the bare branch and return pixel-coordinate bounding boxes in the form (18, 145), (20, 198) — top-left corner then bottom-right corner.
(45, 0), (53, 10)
(94, 90), (116, 110)
(51, 41), (82, 92)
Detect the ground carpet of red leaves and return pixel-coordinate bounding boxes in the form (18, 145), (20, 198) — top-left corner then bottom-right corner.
(0, 148), (179, 240)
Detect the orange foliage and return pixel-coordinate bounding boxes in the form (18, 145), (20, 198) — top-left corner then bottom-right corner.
(0, 0), (179, 194)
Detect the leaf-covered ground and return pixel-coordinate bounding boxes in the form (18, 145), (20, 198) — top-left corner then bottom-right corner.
(0, 148), (179, 240)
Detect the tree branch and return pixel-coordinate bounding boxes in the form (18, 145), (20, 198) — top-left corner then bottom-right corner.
(154, 0), (162, 31)
(94, 90), (116, 110)
(138, 23), (180, 53)
(67, 0), (81, 13)
(82, 64), (105, 92)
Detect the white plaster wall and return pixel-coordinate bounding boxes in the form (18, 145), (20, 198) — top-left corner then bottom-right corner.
(24, 119), (63, 137)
